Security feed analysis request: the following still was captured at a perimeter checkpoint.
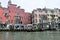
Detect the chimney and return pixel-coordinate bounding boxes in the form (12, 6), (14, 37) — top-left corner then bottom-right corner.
(17, 6), (20, 9)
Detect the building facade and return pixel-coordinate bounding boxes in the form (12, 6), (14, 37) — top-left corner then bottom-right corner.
(47, 8), (58, 29)
(32, 8), (60, 29)
(0, 0), (31, 24)
(32, 8), (48, 29)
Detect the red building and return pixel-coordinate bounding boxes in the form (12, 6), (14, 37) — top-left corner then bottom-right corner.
(0, 0), (31, 24)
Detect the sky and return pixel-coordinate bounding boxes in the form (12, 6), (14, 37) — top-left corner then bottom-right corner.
(0, 0), (60, 12)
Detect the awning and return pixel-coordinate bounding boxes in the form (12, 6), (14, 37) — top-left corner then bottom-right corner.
(14, 24), (24, 26)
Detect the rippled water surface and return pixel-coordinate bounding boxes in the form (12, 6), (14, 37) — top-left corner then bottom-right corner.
(0, 31), (60, 40)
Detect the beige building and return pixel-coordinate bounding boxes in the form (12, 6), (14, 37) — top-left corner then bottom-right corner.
(47, 8), (58, 28)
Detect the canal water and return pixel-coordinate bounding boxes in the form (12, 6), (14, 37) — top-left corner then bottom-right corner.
(0, 31), (60, 40)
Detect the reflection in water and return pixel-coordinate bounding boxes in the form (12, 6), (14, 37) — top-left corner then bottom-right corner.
(0, 31), (60, 40)
(5, 32), (9, 40)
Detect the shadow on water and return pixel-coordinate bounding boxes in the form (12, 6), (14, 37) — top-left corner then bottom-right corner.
(0, 31), (60, 40)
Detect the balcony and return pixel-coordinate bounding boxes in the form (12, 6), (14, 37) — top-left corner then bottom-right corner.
(39, 20), (48, 24)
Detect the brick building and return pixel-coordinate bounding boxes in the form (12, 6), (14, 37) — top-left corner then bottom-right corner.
(0, 0), (31, 24)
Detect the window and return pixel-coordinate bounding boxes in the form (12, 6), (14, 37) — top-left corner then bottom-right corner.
(55, 15), (58, 17)
(14, 16), (21, 24)
(35, 19), (37, 23)
(34, 14), (37, 17)
(47, 14), (49, 16)
(43, 20), (47, 23)
(32, 14), (34, 18)
(39, 19), (47, 23)
(8, 9), (11, 13)
(32, 20), (34, 23)
(51, 10), (54, 13)
(39, 14), (40, 17)
(15, 12), (22, 14)
(39, 19), (43, 23)
(23, 16), (26, 19)
(51, 18), (54, 20)
(39, 15), (47, 20)
(43, 15), (47, 20)
(58, 17), (60, 19)
(4, 13), (10, 20)
(6, 20), (10, 24)
(50, 15), (55, 17)
(14, 16), (21, 19)
(21, 17), (23, 20)
(6, 16), (10, 20)
(4, 13), (9, 17)
(34, 19), (37, 23)
(51, 18), (56, 21)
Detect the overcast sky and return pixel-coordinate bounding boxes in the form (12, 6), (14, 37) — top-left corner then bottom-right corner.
(0, 0), (60, 12)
